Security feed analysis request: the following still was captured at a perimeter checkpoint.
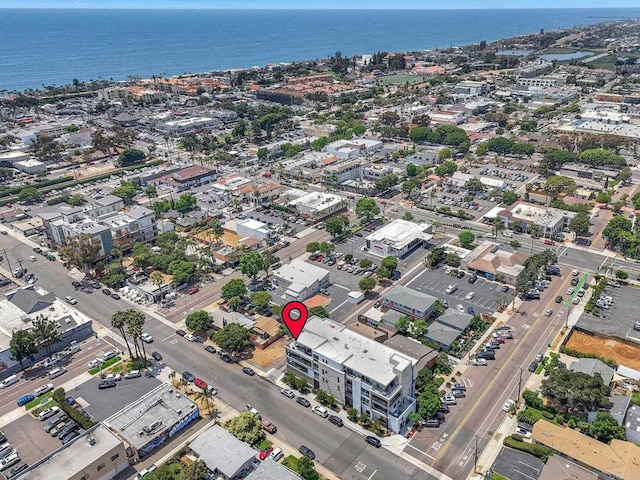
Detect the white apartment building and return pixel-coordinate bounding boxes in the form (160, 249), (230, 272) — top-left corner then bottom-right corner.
(502, 202), (576, 238)
(271, 259), (330, 301)
(285, 316), (418, 433)
(288, 191), (347, 220)
(323, 159), (363, 183)
(323, 138), (383, 160)
(365, 219), (433, 258)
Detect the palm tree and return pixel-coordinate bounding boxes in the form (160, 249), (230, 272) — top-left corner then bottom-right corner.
(195, 387), (217, 415)
(124, 310), (146, 359)
(429, 188), (438, 207)
(150, 271), (164, 291)
(111, 311), (134, 359)
(169, 370), (177, 387)
(492, 217), (505, 237)
(179, 376), (188, 392)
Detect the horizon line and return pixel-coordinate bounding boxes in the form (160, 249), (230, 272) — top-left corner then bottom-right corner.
(2, 6), (640, 9)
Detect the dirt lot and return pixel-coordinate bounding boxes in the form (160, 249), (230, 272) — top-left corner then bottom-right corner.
(565, 330), (640, 370)
(251, 336), (287, 369)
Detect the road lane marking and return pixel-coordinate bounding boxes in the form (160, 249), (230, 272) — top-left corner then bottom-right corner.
(367, 469), (378, 480)
(405, 442), (436, 460)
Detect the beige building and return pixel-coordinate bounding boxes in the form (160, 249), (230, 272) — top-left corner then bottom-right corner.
(15, 425), (129, 480)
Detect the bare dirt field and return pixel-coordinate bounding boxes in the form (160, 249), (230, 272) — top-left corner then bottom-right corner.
(565, 330), (640, 370)
(251, 336), (287, 369)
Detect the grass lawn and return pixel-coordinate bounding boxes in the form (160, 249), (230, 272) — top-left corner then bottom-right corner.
(25, 391), (54, 410)
(88, 356), (121, 375)
(492, 473), (509, 480)
(282, 455), (299, 471)
(146, 462), (182, 480)
(30, 399), (58, 417)
(535, 363), (545, 375)
(257, 439), (272, 451)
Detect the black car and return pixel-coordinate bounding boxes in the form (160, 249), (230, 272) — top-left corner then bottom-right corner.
(433, 412), (446, 422)
(456, 271), (465, 278)
(468, 274), (478, 284)
(299, 445), (316, 460)
(98, 379), (116, 389)
(57, 423), (79, 439)
(296, 397), (311, 408)
(151, 351), (162, 361)
(242, 367), (255, 376)
(451, 389), (465, 398)
(424, 418), (440, 428)
(193, 335), (204, 343)
(72, 280), (81, 287)
(528, 361), (538, 372)
(33, 247), (42, 254)
(102, 288), (111, 295)
(61, 430), (80, 444)
(500, 285), (510, 293)
(204, 345), (216, 354)
(176, 329), (186, 337)
(571, 277), (579, 286)
(328, 415), (343, 427)
(0, 431), (6, 444)
(182, 371), (196, 382)
(111, 293), (120, 300)
(365, 435), (381, 448)
(555, 295), (563, 303)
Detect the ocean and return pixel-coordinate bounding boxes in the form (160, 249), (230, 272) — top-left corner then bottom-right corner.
(1, 8), (639, 93)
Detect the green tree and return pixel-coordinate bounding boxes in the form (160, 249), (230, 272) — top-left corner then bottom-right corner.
(411, 319), (428, 339)
(185, 310), (212, 332)
(603, 215), (633, 248)
(510, 240), (521, 249)
(59, 233), (102, 275)
(445, 253), (461, 267)
(458, 231), (475, 248)
(465, 178), (484, 192)
(426, 246), (446, 267)
(359, 258), (372, 268)
(183, 460), (210, 480)
(298, 456), (320, 480)
(174, 194), (197, 213)
(396, 316), (410, 335)
(325, 215), (349, 237)
(438, 147), (453, 160)
(569, 212), (590, 236)
(9, 329), (38, 371)
(406, 163), (418, 177)
(221, 279), (247, 301)
(402, 177), (422, 198)
(66, 194), (87, 206)
(167, 260), (196, 286)
(144, 186), (157, 198)
(417, 385), (441, 419)
(213, 323), (251, 354)
(544, 175), (577, 197)
(359, 277), (377, 293)
(32, 317), (61, 358)
(226, 411), (265, 445)
(502, 191), (518, 205)
(309, 306), (330, 318)
(318, 242), (334, 255)
(381, 255), (398, 272)
(239, 251), (266, 280)
(306, 241), (320, 253)
(589, 412), (626, 443)
(540, 369), (610, 414)
(486, 137), (514, 155)
(111, 310), (135, 359)
(402, 211), (414, 221)
(355, 198), (380, 221)
(250, 291), (272, 311)
(112, 183), (138, 201)
(434, 160), (457, 177)
(596, 191), (612, 204)
(117, 148), (146, 167)
(18, 186), (42, 203)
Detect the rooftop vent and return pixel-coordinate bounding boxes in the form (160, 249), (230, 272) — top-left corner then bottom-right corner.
(87, 436), (96, 446)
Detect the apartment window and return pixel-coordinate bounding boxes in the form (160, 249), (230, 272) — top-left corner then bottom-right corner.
(97, 462), (105, 471)
(110, 453), (119, 461)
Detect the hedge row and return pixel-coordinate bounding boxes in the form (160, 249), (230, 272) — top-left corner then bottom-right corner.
(52, 388), (96, 430)
(559, 346), (617, 368)
(0, 175), (74, 198)
(503, 436), (551, 462)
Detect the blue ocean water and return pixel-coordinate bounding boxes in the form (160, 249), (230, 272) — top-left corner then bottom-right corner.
(1, 8), (639, 93)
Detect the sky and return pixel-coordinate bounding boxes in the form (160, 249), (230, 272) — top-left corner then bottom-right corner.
(4, 0), (640, 8)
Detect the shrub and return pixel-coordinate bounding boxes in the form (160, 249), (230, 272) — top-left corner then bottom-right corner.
(503, 436), (551, 462)
(52, 387), (96, 430)
(511, 433), (523, 442)
(559, 346), (617, 368)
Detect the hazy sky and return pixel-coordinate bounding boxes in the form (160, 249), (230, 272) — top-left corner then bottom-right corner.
(5, 0), (640, 8)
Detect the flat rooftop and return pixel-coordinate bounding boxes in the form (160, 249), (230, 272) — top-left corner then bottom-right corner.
(288, 191), (344, 210)
(296, 316), (415, 387)
(104, 383), (198, 450)
(17, 425), (124, 480)
(366, 219), (433, 249)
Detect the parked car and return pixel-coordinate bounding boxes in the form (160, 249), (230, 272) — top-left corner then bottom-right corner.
(555, 295), (563, 303)
(187, 287), (199, 295)
(502, 399), (515, 412)
(44, 414), (68, 433)
(184, 334), (196, 342)
(465, 291), (475, 300)
(515, 427), (532, 439)
(151, 351), (162, 361)
(111, 293), (121, 300)
(140, 333), (153, 343)
(182, 371), (196, 382)
(534, 352), (543, 363)
(124, 370), (141, 379)
(280, 388), (295, 399)
(34, 383), (54, 397)
(98, 379), (116, 389)
(102, 288), (111, 295)
(296, 397), (311, 408)
(471, 358), (487, 366)
(194, 378), (207, 389)
(204, 345), (217, 354)
(175, 329), (186, 337)
(259, 445), (274, 461)
(38, 406), (60, 421)
(299, 445), (316, 460)
(528, 361), (538, 372)
(64, 296), (77, 305)
(365, 435), (381, 448)
(17, 394), (35, 407)
(242, 367), (255, 376)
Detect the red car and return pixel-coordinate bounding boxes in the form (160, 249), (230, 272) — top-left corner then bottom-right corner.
(194, 378), (207, 389)
(494, 336), (505, 343)
(316, 256), (323, 262)
(259, 445), (274, 460)
(188, 287), (199, 295)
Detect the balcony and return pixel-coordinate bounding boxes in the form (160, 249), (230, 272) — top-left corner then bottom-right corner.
(389, 396), (416, 419)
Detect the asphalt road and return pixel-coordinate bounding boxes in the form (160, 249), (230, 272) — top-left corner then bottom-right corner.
(405, 269), (575, 479)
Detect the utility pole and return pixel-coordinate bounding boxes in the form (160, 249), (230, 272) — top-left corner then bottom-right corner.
(517, 367), (524, 401)
(1, 249), (13, 273)
(474, 434), (479, 474)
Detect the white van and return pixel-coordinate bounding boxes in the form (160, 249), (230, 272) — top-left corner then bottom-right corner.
(0, 375), (19, 389)
(269, 447), (284, 462)
(48, 367), (67, 379)
(312, 405), (328, 418)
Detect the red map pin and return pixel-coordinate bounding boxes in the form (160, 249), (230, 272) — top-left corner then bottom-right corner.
(282, 301), (309, 340)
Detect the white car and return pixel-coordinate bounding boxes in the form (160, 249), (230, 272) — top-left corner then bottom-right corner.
(515, 427), (532, 439)
(280, 388), (295, 398)
(457, 304), (464, 312)
(544, 308), (553, 317)
(184, 334), (196, 342)
(502, 399), (515, 412)
(471, 358), (487, 366)
(104, 373), (122, 382)
(88, 359), (103, 369)
(38, 406), (60, 421)
(34, 383), (54, 397)
(28, 255), (37, 262)
(566, 287), (574, 295)
(140, 333), (153, 343)
(43, 356), (61, 368)
(124, 370), (141, 379)
(465, 291), (475, 300)
(0, 453), (19, 471)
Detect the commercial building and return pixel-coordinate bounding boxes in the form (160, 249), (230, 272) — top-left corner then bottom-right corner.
(323, 159), (363, 182)
(151, 165), (216, 190)
(104, 383), (199, 460)
(285, 316), (418, 433)
(15, 425), (129, 480)
(288, 191), (347, 220)
(463, 241), (527, 284)
(236, 218), (270, 241)
(382, 285), (438, 320)
(189, 425), (257, 479)
(0, 286), (94, 376)
(156, 116), (221, 136)
(365, 219), (433, 258)
(532, 421), (640, 480)
(500, 202), (576, 239)
(323, 138), (383, 160)
(271, 259), (330, 301)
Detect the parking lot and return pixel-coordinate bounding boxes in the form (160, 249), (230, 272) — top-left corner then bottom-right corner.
(67, 375), (161, 423)
(576, 283), (640, 340)
(493, 446), (543, 480)
(405, 266), (510, 315)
